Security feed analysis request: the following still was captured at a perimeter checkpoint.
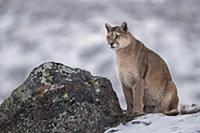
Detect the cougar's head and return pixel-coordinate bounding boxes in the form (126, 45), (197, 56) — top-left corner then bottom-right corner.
(105, 21), (131, 50)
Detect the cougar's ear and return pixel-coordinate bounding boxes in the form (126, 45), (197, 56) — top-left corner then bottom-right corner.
(105, 23), (112, 32)
(120, 21), (128, 32)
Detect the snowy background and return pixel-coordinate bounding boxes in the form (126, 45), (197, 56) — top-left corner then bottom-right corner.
(0, 0), (200, 109)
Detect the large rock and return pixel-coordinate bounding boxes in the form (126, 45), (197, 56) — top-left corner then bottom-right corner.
(0, 62), (123, 132)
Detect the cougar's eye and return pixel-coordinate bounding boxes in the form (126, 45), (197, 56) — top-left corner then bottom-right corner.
(116, 35), (120, 39)
(114, 32), (120, 39)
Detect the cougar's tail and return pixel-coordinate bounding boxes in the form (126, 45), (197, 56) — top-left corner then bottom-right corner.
(179, 104), (200, 115)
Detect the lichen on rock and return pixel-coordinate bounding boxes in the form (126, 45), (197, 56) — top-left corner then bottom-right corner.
(0, 62), (123, 132)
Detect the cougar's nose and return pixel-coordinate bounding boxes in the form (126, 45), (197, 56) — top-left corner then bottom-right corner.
(109, 42), (114, 48)
(108, 40), (114, 45)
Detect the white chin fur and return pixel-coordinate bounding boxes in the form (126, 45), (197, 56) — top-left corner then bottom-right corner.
(113, 43), (119, 47)
(111, 43), (119, 49)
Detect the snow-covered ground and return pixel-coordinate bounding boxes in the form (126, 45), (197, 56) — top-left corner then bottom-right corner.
(0, 0), (200, 110)
(105, 113), (200, 133)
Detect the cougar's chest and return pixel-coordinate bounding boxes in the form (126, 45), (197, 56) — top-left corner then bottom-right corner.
(117, 60), (139, 87)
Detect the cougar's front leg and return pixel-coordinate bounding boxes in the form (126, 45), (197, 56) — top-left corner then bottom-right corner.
(122, 83), (133, 113)
(132, 79), (144, 114)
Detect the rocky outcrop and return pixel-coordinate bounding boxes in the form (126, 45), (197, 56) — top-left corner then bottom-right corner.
(0, 62), (123, 133)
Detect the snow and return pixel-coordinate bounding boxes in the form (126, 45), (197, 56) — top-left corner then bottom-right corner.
(105, 113), (200, 133)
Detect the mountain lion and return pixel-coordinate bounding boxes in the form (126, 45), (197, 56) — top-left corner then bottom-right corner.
(105, 21), (179, 115)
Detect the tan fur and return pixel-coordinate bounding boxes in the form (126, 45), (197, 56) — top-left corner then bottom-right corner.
(105, 22), (179, 115)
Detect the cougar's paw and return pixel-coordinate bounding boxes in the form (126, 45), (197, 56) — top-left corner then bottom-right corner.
(163, 109), (179, 116)
(133, 111), (145, 117)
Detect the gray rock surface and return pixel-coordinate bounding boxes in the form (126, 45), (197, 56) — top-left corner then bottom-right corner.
(0, 62), (123, 133)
